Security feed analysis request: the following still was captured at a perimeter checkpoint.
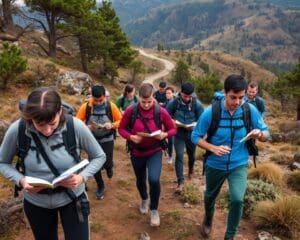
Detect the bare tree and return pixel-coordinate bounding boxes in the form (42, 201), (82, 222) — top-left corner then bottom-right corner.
(1, 0), (15, 30)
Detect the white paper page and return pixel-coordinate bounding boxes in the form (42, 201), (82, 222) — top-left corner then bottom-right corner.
(25, 176), (52, 186)
(52, 159), (89, 185)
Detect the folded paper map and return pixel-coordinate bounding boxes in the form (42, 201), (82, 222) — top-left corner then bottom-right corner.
(91, 121), (105, 129)
(175, 120), (196, 128)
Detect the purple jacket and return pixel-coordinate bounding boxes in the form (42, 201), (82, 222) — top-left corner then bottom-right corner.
(119, 103), (176, 157)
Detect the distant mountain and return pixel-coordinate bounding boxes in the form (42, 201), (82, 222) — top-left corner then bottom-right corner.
(116, 0), (299, 66)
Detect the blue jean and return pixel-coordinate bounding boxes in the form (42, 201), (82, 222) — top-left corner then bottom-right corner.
(174, 131), (196, 184)
(168, 136), (174, 158)
(131, 151), (162, 210)
(204, 164), (248, 238)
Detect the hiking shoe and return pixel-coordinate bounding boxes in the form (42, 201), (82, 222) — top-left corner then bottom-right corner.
(150, 210), (160, 227)
(175, 183), (184, 194)
(95, 187), (105, 200)
(106, 168), (113, 179)
(199, 221), (212, 238)
(167, 156), (173, 164)
(139, 199), (149, 214)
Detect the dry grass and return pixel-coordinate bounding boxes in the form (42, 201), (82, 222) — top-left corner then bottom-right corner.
(252, 196), (300, 239)
(286, 171), (300, 192)
(180, 183), (202, 204)
(248, 162), (284, 186)
(270, 153), (294, 165)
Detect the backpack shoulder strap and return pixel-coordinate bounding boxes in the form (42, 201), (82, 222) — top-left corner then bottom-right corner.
(242, 102), (252, 133)
(170, 97), (180, 117)
(191, 97), (199, 119)
(154, 103), (162, 128)
(106, 101), (113, 121)
(18, 119), (31, 162)
(120, 96), (125, 109)
(85, 102), (91, 123)
(129, 103), (139, 131)
(62, 115), (80, 163)
(207, 100), (221, 142)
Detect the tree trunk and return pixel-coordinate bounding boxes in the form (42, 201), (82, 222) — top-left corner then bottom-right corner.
(2, 0), (14, 29)
(78, 37), (88, 73)
(297, 98), (300, 121)
(47, 14), (57, 57)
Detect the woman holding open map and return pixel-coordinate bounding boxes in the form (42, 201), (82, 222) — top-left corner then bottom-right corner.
(0, 87), (106, 240)
(119, 83), (176, 227)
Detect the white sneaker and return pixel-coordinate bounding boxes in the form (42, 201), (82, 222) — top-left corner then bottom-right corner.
(168, 156), (173, 164)
(139, 199), (149, 214)
(150, 210), (160, 227)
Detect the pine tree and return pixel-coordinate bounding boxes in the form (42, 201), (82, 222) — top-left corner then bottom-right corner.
(173, 59), (191, 85)
(0, 42), (27, 89)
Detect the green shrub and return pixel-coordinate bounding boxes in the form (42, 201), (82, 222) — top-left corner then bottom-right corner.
(180, 183), (201, 204)
(252, 196), (300, 239)
(248, 162), (284, 186)
(286, 171), (300, 192)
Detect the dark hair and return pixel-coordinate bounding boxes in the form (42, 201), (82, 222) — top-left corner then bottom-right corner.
(139, 83), (154, 98)
(92, 85), (106, 97)
(165, 86), (175, 93)
(159, 81), (167, 88)
(123, 84), (135, 97)
(224, 74), (247, 93)
(248, 81), (258, 88)
(22, 87), (65, 125)
(181, 82), (194, 95)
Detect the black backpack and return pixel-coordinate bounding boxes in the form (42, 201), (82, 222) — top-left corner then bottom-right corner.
(15, 102), (79, 197)
(120, 95), (138, 109)
(126, 103), (167, 153)
(202, 100), (258, 174)
(169, 95), (200, 120)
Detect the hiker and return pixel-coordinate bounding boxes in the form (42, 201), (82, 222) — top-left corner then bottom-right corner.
(165, 86), (176, 164)
(0, 87), (106, 240)
(191, 74), (270, 240)
(118, 83), (176, 227)
(153, 80), (167, 107)
(166, 82), (204, 193)
(116, 84), (139, 113)
(245, 81), (266, 118)
(76, 85), (122, 200)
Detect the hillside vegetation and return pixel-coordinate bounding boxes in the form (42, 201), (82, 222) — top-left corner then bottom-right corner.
(121, 0), (300, 70)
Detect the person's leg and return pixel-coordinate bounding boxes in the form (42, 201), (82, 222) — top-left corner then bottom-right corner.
(94, 168), (105, 199)
(146, 151), (162, 210)
(101, 141), (114, 178)
(174, 135), (185, 185)
(167, 136), (174, 162)
(131, 155), (148, 201)
(225, 165), (248, 239)
(60, 194), (90, 240)
(185, 133), (196, 177)
(204, 166), (227, 226)
(23, 199), (58, 240)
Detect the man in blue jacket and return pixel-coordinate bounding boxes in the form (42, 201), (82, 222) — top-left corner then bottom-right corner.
(191, 75), (270, 240)
(167, 82), (204, 193)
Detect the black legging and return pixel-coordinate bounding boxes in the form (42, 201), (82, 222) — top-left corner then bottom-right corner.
(94, 140), (114, 188)
(23, 196), (89, 240)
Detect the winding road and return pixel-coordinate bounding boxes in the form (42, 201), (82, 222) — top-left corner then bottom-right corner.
(137, 49), (175, 84)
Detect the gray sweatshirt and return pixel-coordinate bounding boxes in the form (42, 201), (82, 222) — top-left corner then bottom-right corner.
(0, 117), (106, 209)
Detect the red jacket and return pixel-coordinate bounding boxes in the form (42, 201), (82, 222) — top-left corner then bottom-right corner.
(119, 103), (176, 157)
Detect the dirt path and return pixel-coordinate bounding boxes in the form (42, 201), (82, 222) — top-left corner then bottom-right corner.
(137, 49), (175, 85)
(13, 138), (257, 240)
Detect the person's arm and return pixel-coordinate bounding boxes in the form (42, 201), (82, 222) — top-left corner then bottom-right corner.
(76, 102), (87, 122)
(0, 120), (24, 186)
(118, 106), (133, 140)
(74, 118), (106, 182)
(250, 104), (270, 142)
(157, 108), (176, 139)
(110, 102), (122, 129)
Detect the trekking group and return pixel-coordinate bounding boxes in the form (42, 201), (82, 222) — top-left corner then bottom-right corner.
(0, 75), (269, 240)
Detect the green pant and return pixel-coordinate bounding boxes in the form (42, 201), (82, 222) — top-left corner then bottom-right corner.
(204, 164), (248, 239)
